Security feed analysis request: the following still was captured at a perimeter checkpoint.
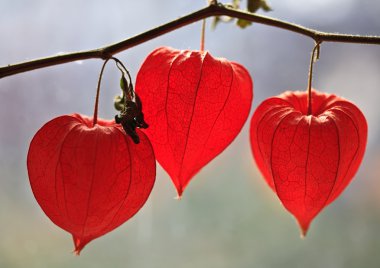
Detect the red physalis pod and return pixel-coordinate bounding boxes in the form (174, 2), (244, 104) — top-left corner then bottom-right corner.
(27, 114), (156, 254)
(250, 89), (367, 235)
(135, 46), (253, 197)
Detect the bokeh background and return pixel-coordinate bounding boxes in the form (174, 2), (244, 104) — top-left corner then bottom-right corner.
(1, 0), (380, 267)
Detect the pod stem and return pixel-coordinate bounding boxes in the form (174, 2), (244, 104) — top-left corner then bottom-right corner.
(93, 58), (111, 126)
(200, 19), (206, 52)
(307, 41), (321, 115)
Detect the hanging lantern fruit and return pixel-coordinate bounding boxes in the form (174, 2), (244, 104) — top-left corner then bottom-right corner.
(136, 46), (253, 197)
(250, 89), (367, 235)
(27, 114), (156, 254)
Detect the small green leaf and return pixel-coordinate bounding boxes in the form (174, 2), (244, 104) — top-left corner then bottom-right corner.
(211, 16), (221, 30)
(120, 75), (128, 91)
(260, 0), (272, 11)
(232, 0), (241, 8)
(212, 15), (234, 30)
(247, 0), (261, 13)
(114, 95), (125, 111)
(212, 0), (272, 30)
(247, 0), (272, 13)
(236, 19), (252, 28)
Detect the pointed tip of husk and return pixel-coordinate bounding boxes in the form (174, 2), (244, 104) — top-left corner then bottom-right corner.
(72, 235), (91, 256)
(300, 227), (308, 239)
(174, 189), (183, 200)
(174, 185), (184, 200)
(73, 248), (81, 256)
(296, 217), (311, 239)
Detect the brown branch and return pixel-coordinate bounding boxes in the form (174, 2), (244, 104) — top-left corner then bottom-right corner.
(1, 3), (380, 79)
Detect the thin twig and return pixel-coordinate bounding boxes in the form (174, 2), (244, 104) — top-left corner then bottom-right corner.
(1, 3), (379, 79)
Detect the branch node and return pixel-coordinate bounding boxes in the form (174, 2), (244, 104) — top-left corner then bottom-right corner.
(100, 50), (114, 60)
(209, 0), (218, 6)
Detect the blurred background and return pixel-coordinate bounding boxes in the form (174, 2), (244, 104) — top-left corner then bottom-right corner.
(1, 0), (380, 267)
